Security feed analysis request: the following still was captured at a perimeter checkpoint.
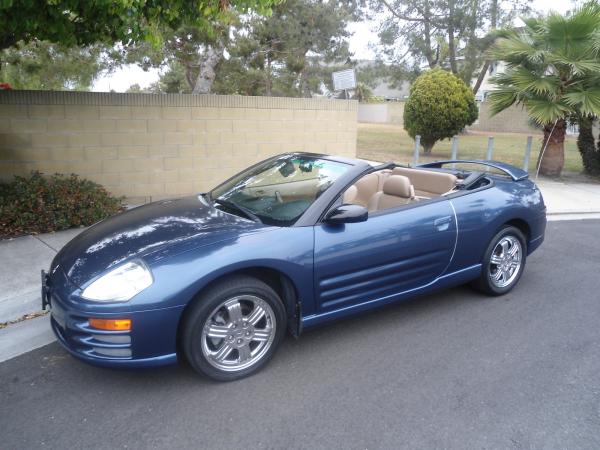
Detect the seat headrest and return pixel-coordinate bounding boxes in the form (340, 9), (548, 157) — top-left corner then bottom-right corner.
(383, 175), (413, 198)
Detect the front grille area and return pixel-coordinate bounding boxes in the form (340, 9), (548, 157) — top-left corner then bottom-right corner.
(51, 295), (132, 360)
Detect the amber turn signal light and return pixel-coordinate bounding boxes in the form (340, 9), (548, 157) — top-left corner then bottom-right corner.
(88, 318), (132, 331)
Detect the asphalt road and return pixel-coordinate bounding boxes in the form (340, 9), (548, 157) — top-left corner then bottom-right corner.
(2, 220), (600, 449)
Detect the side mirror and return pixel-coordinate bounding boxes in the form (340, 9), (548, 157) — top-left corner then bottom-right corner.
(325, 204), (368, 225)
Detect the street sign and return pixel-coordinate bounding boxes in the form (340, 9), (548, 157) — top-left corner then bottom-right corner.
(332, 69), (356, 91)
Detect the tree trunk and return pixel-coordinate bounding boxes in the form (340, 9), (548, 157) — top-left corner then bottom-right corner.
(265, 56), (272, 96)
(472, 0), (496, 95)
(184, 63), (196, 92)
(472, 61), (490, 95)
(192, 39), (225, 94)
(422, 137), (436, 154)
(577, 117), (600, 175)
(299, 66), (311, 98)
(447, 0), (458, 74)
(538, 119), (566, 177)
(423, 0), (437, 68)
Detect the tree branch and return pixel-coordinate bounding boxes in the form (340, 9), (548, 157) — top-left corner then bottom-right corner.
(472, 60), (490, 94)
(379, 0), (427, 23)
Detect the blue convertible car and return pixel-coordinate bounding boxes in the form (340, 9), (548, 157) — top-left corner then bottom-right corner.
(42, 153), (546, 380)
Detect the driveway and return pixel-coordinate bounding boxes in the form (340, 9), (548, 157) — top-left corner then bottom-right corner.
(1, 220), (599, 449)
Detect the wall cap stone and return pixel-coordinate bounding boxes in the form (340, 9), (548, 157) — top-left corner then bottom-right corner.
(0, 90), (357, 111)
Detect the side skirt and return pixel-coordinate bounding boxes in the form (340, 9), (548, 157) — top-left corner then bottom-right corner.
(301, 264), (482, 328)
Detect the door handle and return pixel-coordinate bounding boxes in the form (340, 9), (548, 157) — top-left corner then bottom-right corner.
(434, 216), (452, 231)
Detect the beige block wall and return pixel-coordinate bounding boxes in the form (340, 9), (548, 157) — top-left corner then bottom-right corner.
(0, 91), (358, 202)
(358, 101), (540, 135)
(470, 102), (539, 134)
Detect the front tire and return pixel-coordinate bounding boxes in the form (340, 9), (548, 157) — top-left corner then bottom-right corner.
(182, 275), (286, 381)
(473, 226), (527, 296)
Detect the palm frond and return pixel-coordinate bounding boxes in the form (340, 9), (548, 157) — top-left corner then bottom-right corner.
(525, 98), (571, 124)
(505, 67), (560, 96)
(589, 28), (600, 56)
(547, 54), (600, 75)
(488, 34), (544, 65)
(563, 88), (600, 117)
(488, 88), (519, 116)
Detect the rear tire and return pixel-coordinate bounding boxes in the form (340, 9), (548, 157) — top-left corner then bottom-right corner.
(472, 226), (527, 296)
(182, 275), (286, 381)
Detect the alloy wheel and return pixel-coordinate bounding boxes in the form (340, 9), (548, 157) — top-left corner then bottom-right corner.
(488, 235), (522, 289)
(201, 295), (276, 372)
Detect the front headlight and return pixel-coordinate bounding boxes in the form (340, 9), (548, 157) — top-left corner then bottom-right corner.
(81, 260), (153, 302)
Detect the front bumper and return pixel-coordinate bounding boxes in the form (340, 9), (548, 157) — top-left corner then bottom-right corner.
(44, 270), (183, 369)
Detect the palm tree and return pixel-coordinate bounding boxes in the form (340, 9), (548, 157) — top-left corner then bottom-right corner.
(488, 3), (600, 176)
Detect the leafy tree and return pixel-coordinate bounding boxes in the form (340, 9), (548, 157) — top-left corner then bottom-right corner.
(0, 0), (277, 51)
(369, 0), (531, 91)
(147, 0), (355, 97)
(217, 0), (355, 97)
(148, 61), (193, 93)
(125, 83), (154, 93)
(148, 24), (231, 94)
(404, 68), (478, 153)
(0, 40), (111, 90)
(488, 3), (600, 176)
(353, 83), (376, 102)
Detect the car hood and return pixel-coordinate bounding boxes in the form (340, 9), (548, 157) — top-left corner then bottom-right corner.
(55, 195), (268, 287)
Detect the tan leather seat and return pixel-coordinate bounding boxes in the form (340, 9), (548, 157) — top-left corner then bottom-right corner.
(342, 184), (358, 204)
(392, 167), (457, 197)
(367, 175), (415, 212)
(343, 170), (390, 207)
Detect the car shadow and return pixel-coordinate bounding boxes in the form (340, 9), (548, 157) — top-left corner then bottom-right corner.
(11, 283), (488, 389)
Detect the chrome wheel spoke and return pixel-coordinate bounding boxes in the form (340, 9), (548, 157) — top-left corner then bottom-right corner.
(238, 344), (251, 362)
(213, 342), (234, 362)
(500, 240), (510, 256)
(226, 300), (243, 323)
(490, 254), (503, 265)
(492, 269), (503, 282)
(247, 304), (266, 326)
(508, 244), (519, 258)
(253, 329), (272, 342)
(206, 324), (230, 339)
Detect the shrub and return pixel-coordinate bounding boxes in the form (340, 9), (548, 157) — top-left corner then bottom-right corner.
(404, 69), (478, 154)
(0, 171), (124, 239)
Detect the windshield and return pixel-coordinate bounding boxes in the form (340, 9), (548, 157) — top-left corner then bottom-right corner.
(210, 154), (351, 226)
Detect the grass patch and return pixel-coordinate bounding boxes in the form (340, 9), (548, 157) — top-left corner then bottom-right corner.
(356, 123), (584, 173)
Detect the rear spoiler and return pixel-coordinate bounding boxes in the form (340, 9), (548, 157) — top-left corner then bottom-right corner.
(417, 160), (529, 181)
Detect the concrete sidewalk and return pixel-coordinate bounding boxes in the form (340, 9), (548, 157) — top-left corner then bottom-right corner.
(0, 228), (84, 322)
(1, 177), (599, 361)
(536, 178), (600, 215)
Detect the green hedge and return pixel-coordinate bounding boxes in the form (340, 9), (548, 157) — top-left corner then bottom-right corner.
(0, 172), (124, 239)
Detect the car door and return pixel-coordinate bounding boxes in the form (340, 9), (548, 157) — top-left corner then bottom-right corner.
(313, 199), (457, 313)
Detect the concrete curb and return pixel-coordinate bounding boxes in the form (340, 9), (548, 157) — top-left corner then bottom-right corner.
(0, 315), (55, 363)
(0, 290), (41, 323)
(546, 212), (600, 221)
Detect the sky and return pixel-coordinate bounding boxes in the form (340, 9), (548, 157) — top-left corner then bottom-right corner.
(92, 0), (575, 93)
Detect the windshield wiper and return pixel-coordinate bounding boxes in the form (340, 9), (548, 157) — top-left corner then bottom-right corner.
(214, 198), (262, 223)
